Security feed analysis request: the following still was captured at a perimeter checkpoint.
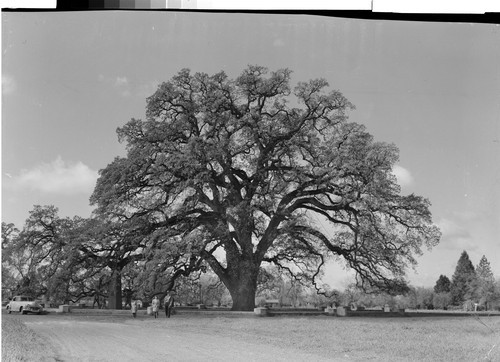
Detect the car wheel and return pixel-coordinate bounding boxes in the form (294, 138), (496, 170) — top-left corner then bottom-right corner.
(20, 307), (25, 315)
(7, 307), (11, 314)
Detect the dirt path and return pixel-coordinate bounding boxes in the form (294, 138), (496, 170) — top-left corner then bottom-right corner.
(23, 314), (334, 362)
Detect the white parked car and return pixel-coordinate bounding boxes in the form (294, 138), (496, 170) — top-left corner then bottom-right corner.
(6, 296), (44, 315)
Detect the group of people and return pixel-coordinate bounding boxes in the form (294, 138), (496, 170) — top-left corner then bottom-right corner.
(130, 292), (174, 319)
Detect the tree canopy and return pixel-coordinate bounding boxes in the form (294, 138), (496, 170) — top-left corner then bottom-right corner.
(90, 65), (441, 310)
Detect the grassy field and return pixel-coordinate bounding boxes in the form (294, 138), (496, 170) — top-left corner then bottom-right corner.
(2, 311), (500, 361)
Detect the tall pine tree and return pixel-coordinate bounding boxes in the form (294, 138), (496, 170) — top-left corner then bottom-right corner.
(450, 251), (476, 305)
(475, 255), (495, 310)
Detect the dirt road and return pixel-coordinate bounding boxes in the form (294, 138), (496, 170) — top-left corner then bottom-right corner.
(19, 313), (334, 362)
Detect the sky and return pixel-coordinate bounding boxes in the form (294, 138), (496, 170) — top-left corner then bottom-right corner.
(2, 11), (499, 289)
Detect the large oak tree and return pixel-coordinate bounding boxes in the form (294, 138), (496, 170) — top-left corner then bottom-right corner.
(91, 66), (441, 310)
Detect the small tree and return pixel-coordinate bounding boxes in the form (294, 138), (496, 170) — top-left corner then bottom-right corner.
(434, 274), (451, 294)
(450, 251), (476, 306)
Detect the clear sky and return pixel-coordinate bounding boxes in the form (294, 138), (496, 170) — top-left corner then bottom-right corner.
(2, 11), (499, 288)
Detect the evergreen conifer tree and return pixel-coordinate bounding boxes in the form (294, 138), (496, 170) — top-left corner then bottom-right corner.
(450, 251), (476, 305)
(434, 274), (451, 293)
(475, 255), (495, 310)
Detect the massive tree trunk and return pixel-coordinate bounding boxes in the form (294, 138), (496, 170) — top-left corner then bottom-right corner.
(224, 255), (260, 311)
(227, 271), (259, 311)
(108, 268), (122, 309)
(227, 275), (259, 311)
(207, 245), (261, 311)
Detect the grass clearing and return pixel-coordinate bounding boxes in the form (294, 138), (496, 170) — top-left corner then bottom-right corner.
(164, 314), (500, 361)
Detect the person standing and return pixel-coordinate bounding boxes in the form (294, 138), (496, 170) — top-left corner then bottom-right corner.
(152, 296), (160, 319)
(164, 292), (174, 318)
(131, 300), (138, 318)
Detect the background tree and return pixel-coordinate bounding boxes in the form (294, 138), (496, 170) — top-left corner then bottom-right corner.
(1, 206), (75, 299)
(259, 267), (307, 307)
(2, 222), (20, 299)
(5, 206), (118, 305)
(129, 229), (208, 304)
(450, 250), (476, 306)
(339, 284), (363, 307)
(173, 271), (206, 306)
(199, 272), (231, 307)
(434, 274), (451, 294)
(303, 286), (338, 308)
(414, 287), (435, 309)
(255, 266), (283, 303)
(474, 255), (496, 310)
(2, 206), (141, 307)
(78, 217), (149, 309)
(432, 292), (452, 310)
(492, 280), (500, 311)
(431, 275), (452, 309)
(1, 222), (18, 249)
(91, 66), (441, 310)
